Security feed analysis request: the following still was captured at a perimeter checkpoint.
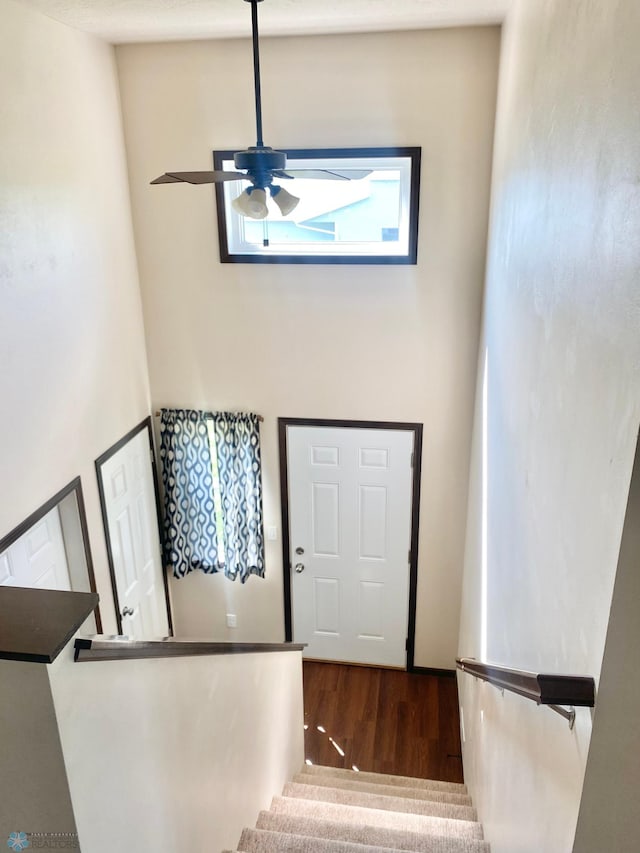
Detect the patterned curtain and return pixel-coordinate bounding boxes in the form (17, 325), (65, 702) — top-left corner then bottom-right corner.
(212, 412), (265, 584)
(159, 409), (221, 578)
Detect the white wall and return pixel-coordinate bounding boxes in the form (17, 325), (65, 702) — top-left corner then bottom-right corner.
(48, 644), (304, 853)
(116, 26), (500, 667)
(458, 0), (640, 850)
(0, 0), (152, 633)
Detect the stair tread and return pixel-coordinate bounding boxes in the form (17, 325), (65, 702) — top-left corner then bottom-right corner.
(292, 773), (472, 806)
(239, 827), (420, 852)
(270, 796), (484, 840)
(301, 765), (467, 794)
(256, 811), (490, 852)
(282, 782), (477, 822)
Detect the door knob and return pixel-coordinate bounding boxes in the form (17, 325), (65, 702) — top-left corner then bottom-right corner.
(122, 606), (134, 617)
(294, 563), (305, 574)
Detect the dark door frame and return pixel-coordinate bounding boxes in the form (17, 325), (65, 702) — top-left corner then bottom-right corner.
(95, 416), (173, 636)
(278, 417), (423, 671)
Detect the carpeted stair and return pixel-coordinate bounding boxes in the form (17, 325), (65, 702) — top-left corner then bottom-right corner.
(224, 764), (489, 852)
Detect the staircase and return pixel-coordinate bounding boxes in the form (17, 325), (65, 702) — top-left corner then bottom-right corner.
(225, 764), (489, 852)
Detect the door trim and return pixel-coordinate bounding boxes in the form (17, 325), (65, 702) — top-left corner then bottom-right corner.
(95, 416), (173, 636)
(278, 417), (423, 671)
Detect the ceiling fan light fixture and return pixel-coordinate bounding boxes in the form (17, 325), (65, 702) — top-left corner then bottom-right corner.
(270, 185), (300, 216)
(232, 187), (269, 219)
(153, 0), (368, 214)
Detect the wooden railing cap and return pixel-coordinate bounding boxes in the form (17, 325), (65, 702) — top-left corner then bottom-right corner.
(74, 636), (305, 663)
(456, 656), (595, 708)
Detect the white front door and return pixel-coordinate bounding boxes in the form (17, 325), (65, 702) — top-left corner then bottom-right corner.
(99, 427), (168, 638)
(287, 425), (414, 667)
(0, 507), (71, 591)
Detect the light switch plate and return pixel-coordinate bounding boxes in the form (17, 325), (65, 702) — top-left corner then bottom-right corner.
(266, 525), (278, 541)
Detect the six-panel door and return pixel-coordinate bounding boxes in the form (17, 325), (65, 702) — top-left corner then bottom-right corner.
(100, 428), (168, 638)
(287, 426), (414, 667)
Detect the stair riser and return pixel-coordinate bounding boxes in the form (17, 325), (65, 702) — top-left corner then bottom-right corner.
(239, 828), (430, 853)
(282, 783), (477, 823)
(255, 811), (490, 853)
(300, 765), (467, 795)
(292, 773), (473, 806)
(270, 796), (484, 840)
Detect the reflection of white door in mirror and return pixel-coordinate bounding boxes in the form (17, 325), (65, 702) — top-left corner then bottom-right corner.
(0, 506), (71, 591)
(0, 479), (101, 633)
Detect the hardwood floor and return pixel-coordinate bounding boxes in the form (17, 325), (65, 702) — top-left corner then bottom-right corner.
(302, 661), (464, 783)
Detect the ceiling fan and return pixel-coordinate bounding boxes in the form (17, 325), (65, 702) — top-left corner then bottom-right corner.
(151, 0), (370, 219)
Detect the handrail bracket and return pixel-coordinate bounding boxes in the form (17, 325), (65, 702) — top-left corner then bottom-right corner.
(548, 704), (576, 730)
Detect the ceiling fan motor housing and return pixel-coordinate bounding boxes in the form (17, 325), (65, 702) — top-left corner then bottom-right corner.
(234, 146), (286, 187)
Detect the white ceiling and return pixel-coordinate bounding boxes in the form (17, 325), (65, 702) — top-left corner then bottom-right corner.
(15, 0), (509, 44)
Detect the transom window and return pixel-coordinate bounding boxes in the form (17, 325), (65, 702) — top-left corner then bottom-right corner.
(214, 147), (421, 265)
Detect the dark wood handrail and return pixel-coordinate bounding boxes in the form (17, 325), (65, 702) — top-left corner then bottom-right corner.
(74, 636), (305, 663)
(456, 657), (595, 707)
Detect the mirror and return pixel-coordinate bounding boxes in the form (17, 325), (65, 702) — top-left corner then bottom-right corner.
(0, 477), (101, 633)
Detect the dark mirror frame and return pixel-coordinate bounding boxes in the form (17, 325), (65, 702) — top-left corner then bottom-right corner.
(214, 146), (421, 265)
(0, 477), (102, 632)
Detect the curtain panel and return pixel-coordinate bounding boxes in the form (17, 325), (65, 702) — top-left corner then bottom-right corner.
(213, 412), (265, 583)
(159, 408), (265, 583)
(159, 409), (220, 577)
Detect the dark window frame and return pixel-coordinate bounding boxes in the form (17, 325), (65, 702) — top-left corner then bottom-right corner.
(214, 146), (421, 265)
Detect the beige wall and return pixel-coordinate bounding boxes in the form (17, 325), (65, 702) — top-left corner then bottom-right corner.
(458, 0), (640, 850)
(48, 643), (304, 852)
(116, 26), (500, 667)
(0, 661), (76, 840)
(0, 0), (151, 632)
(572, 431), (640, 853)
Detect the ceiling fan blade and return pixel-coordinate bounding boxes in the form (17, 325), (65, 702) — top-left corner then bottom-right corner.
(280, 169), (373, 181)
(151, 170), (247, 185)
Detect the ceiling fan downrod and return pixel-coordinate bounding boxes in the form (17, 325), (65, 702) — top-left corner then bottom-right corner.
(234, 0), (286, 186)
(247, 0), (265, 148)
